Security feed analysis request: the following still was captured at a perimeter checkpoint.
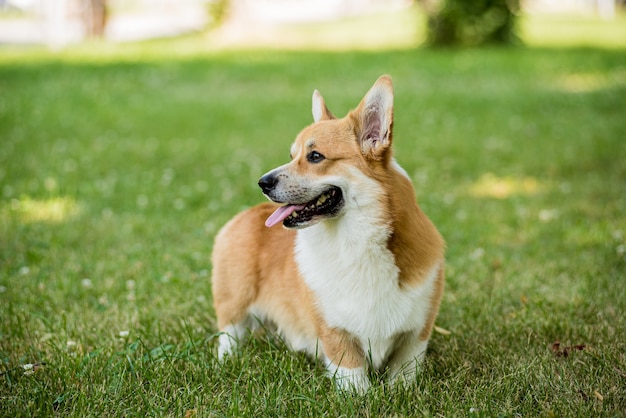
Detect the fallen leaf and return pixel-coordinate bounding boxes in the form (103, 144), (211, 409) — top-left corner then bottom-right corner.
(434, 326), (451, 336)
(551, 341), (585, 357)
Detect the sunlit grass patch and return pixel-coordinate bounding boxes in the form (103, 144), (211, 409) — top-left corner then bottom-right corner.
(552, 69), (626, 93)
(520, 12), (626, 48)
(211, 5), (425, 51)
(2, 195), (81, 224)
(468, 173), (544, 199)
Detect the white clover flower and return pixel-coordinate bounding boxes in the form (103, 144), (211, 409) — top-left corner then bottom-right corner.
(81, 278), (93, 288)
(66, 340), (78, 357)
(22, 363), (34, 376)
(118, 330), (130, 338)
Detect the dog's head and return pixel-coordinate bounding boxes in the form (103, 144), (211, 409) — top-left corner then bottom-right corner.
(260, 75), (395, 229)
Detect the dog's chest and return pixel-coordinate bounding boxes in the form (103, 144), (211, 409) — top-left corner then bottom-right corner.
(295, 223), (433, 348)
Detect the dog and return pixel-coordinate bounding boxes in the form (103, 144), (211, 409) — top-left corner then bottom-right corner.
(211, 75), (445, 392)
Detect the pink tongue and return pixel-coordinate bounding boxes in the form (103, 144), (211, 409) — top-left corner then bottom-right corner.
(265, 204), (306, 227)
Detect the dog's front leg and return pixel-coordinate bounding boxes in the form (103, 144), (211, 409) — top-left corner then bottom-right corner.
(387, 330), (428, 386)
(319, 326), (370, 393)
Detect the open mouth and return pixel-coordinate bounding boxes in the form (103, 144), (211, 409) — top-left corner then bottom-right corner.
(265, 186), (344, 228)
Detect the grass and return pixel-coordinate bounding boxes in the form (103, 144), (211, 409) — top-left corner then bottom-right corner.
(1, 10), (625, 417)
(520, 12), (626, 49)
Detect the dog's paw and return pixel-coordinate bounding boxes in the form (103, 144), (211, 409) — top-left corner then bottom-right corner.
(217, 325), (245, 360)
(328, 364), (370, 394)
(217, 332), (236, 360)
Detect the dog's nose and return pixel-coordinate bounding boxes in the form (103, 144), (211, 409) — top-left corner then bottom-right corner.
(258, 174), (277, 194)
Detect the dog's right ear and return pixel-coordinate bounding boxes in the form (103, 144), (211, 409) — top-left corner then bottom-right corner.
(312, 90), (335, 122)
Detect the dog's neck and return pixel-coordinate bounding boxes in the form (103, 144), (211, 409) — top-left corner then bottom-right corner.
(301, 161), (442, 283)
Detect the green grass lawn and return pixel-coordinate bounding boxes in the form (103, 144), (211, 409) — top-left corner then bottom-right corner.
(1, 13), (625, 417)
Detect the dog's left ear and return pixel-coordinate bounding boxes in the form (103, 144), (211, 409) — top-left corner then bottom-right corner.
(312, 90), (335, 122)
(353, 75), (394, 160)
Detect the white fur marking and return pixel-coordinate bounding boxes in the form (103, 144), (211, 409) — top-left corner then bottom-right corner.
(295, 166), (441, 370)
(326, 360), (370, 393)
(218, 324), (247, 360)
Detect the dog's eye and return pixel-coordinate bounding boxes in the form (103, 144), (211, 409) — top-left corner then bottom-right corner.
(307, 151), (325, 163)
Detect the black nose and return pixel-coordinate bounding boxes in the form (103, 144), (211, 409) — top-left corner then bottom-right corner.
(258, 174), (277, 194)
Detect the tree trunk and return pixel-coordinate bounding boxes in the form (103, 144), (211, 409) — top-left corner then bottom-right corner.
(83, 0), (108, 39)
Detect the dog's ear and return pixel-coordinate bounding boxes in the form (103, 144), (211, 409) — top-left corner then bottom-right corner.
(353, 75), (394, 160)
(312, 90), (335, 122)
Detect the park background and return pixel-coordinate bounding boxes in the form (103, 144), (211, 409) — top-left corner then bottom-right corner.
(1, 0), (625, 416)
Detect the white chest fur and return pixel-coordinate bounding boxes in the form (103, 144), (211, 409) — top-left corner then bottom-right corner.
(295, 212), (438, 368)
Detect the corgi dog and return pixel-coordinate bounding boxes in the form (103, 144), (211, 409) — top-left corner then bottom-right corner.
(211, 75), (445, 392)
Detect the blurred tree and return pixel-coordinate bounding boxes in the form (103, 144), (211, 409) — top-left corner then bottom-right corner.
(207, 0), (230, 29)
(83, 0), (108, 38)
(424, 0), (520, 47)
